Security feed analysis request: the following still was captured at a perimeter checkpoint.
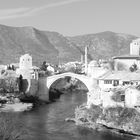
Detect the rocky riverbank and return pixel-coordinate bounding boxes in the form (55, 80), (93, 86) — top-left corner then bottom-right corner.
(0, 93), (33, 112)
(74, 104), (140, 139)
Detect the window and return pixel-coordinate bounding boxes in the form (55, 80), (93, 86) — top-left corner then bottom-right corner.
(121, 95), (125, 101)
(104, 80), (112, 84)
(113, 80), (119, 86)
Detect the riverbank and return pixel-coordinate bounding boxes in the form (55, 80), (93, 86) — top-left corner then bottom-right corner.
(74, 104), (140, 139)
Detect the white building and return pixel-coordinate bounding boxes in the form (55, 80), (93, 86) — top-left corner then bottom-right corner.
(125, 87), (140, 108)
(113, 55), (140, 71)
(113, 38), (140, 70)
(97, 71), (140, 90)
(16, 54), (38, 80)
(16, 54), (39, 94)
(87, 60), (109, 78)
(19, 54), (32, 70)
(130, 38), (140, 55)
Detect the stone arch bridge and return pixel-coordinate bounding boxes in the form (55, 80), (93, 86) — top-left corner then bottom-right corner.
(38, 72), (96, 101)
(47, 72), (92, 91)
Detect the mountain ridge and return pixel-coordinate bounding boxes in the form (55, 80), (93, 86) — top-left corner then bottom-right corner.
(0, 24), (138, 65)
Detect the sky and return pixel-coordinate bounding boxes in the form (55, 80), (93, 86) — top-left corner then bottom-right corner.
(0, 0), (140, 36)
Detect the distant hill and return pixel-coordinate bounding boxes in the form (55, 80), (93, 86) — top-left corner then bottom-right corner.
(0, 24), (138, 65)
(0, 24), (81, 66)
(68, 31), (138, 61)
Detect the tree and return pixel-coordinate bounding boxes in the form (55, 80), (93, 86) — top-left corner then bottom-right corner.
(40, 61), (47, 71)
(129, 63), (138, 72)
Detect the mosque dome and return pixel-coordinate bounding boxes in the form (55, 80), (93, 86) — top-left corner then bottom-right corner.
(88, 60), (99, 67)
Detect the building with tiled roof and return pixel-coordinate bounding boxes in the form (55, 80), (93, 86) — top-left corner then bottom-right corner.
(113, 38), (140, 70)
(97, 71), (140, 89)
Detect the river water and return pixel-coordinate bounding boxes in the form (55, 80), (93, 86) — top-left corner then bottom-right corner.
(15, 90), (133, 140)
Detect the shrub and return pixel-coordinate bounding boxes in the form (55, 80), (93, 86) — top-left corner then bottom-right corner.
(129, 63), (138, 72)
(111, 89), (125, 102)
(86, 104), (103, 122)
(75, 104), (103, 123)
(0, 77), (19, 93)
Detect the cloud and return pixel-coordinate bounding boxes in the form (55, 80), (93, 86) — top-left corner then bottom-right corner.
(0, 7), (31, 20)
(0, 0), (88, 20)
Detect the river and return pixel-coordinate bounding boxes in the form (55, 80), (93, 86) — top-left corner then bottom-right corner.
(15, 90), (133, 140)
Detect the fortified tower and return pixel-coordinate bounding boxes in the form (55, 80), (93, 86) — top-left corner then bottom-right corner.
(16, 54), (38, 95)
(16, 54), (33, 79)
(19, 54), (32, 70)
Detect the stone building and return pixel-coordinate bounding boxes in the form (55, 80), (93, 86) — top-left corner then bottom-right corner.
(113, 38), (140, 70)
(125, 87), (140, 108)
(16, 54), (38, 94)
(87, 60), (108, 78)
(19, 54), (32, 70)
(16, 54), (38, 80)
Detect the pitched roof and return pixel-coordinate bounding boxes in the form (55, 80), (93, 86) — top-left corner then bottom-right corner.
(112, 55), (140, 60)
(98, 71), (140, 81)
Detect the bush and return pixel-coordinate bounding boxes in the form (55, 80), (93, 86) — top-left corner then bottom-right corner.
(75, 104), (140, 135)
(129, 63), (138, 72)
(111, 89), (125, 102)
(75, 104), (102, 123)
(0, 77), (19, 93)
(86, 104), (103, 122)
(0, 113), (27, 140)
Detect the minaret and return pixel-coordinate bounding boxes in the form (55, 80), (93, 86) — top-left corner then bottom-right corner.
(81, 55), (84, 63)
(85, 46), (88, 74)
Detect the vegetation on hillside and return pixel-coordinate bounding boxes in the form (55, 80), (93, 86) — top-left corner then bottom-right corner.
(0, 24), (137, 64)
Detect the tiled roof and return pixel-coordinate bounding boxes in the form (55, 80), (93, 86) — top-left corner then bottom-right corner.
(113, 55), (140, 59)
(98, 71), (140, 81)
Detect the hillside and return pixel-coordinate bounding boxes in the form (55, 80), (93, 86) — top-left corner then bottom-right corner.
(44, 31), (81, 63)
(68, 31), (138, 61)
(0, 24), (138, 65)
(0, 24), (81, 66)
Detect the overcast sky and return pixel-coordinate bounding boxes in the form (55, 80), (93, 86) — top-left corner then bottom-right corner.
(0, 0), (139, 36)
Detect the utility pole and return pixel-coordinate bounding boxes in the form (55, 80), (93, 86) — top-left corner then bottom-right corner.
(85, 45), (88, 74)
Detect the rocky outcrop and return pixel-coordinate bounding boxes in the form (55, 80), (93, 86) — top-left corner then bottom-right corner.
(75, 104), (140, 137)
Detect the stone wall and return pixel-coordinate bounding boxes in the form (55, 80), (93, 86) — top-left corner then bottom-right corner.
(28, 79), (38, 96)
(37, 77), (49, 102)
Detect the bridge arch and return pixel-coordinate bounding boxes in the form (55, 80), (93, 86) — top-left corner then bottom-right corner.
(46, 72), (91, 91)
